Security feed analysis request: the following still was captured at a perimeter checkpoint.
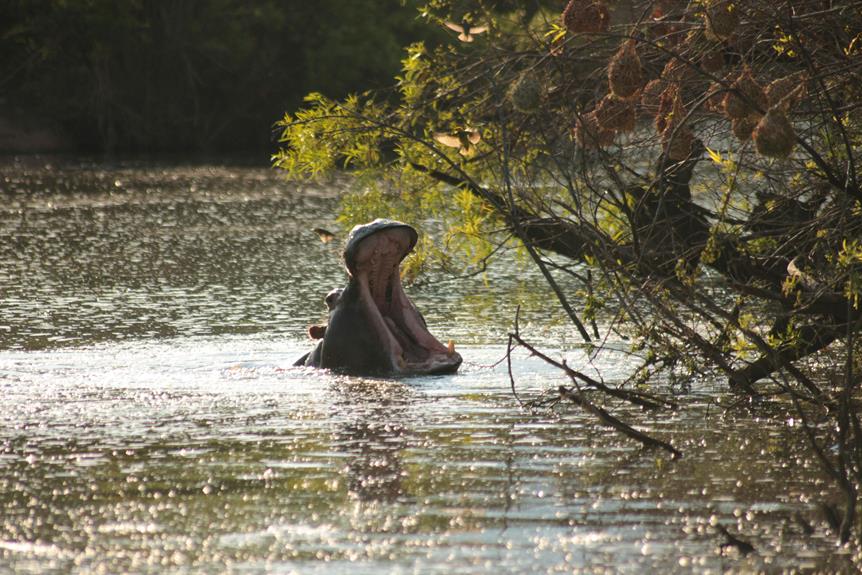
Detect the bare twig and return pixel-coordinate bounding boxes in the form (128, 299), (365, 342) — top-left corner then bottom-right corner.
(558, 385), (682, 459)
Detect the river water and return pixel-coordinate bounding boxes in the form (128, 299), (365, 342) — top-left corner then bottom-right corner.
(0, 157), (854, 573)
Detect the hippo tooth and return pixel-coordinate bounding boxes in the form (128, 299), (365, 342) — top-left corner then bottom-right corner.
(447, 340), (455, 355)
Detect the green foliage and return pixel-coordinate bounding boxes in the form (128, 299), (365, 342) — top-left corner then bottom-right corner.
(274, 93), (390, 177)
(838, 239), (862, 309)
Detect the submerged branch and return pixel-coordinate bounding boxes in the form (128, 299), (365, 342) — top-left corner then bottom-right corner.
(507, 330), (681, 459)
(558, 386), (682, 459)
(511, 332), (676, 411)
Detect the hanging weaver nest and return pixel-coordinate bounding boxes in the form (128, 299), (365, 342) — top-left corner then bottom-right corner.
(562, 0), (610, 35)
(704, 0), (739, 41)
(654, 22), (685, 46)
(656, 87), (692, 160)
(663, 125), (695, 161)
(723, 67), (767, 119)
(660, 58), (691, 83)
(640, 79), (666, 113)
(704, 72), (736, 112)
(509, 72), (543, 113)
(753, 108), (796, 158)
(731, 114), (760, 141)
(700, 49), (725, 74)
(705, 81), (725, 112)
(648, 2), (680, 42)
(574, 111), (615, 148)
(608, 40), (645, 99)
(765, 72), (807, 109)
(654, 0), (684, 11)
(654, 84), (681, 134)
(595, 94), (636, 132)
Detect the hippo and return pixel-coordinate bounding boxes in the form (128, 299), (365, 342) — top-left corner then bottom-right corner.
(295, 219), (462, 376)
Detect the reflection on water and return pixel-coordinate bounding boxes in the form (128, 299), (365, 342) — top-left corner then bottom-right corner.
(0, 158), (350, 349)
(0, 157), (853, 573)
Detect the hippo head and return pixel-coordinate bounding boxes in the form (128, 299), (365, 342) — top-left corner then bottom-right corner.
(298, 219), (462, 376)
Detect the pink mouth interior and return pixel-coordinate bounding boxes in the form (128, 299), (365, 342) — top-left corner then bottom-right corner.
(349, 227), (459, 372)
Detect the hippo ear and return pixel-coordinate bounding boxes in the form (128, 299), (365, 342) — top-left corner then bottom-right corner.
(308, 324), (327, 339)
(402, 225), (418, 257)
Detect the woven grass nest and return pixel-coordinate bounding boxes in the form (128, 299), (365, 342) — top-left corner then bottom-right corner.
(562, 0), (610, 35)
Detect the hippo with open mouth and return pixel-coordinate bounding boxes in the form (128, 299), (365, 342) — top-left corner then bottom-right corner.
(295, 219), (462, 376)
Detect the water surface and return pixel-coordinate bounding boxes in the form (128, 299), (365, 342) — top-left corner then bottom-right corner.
(0, 157), (852, 573)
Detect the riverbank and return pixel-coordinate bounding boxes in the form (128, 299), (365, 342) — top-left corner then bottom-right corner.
(0, 109), (71, 154)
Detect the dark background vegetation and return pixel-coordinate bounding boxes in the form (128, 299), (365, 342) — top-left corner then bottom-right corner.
(0, 0), (435, 155)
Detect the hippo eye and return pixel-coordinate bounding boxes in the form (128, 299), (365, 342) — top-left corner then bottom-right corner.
(324, 288), (343, 310)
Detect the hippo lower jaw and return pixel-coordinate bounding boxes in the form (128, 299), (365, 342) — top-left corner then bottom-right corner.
(355, 276), (462, 375)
